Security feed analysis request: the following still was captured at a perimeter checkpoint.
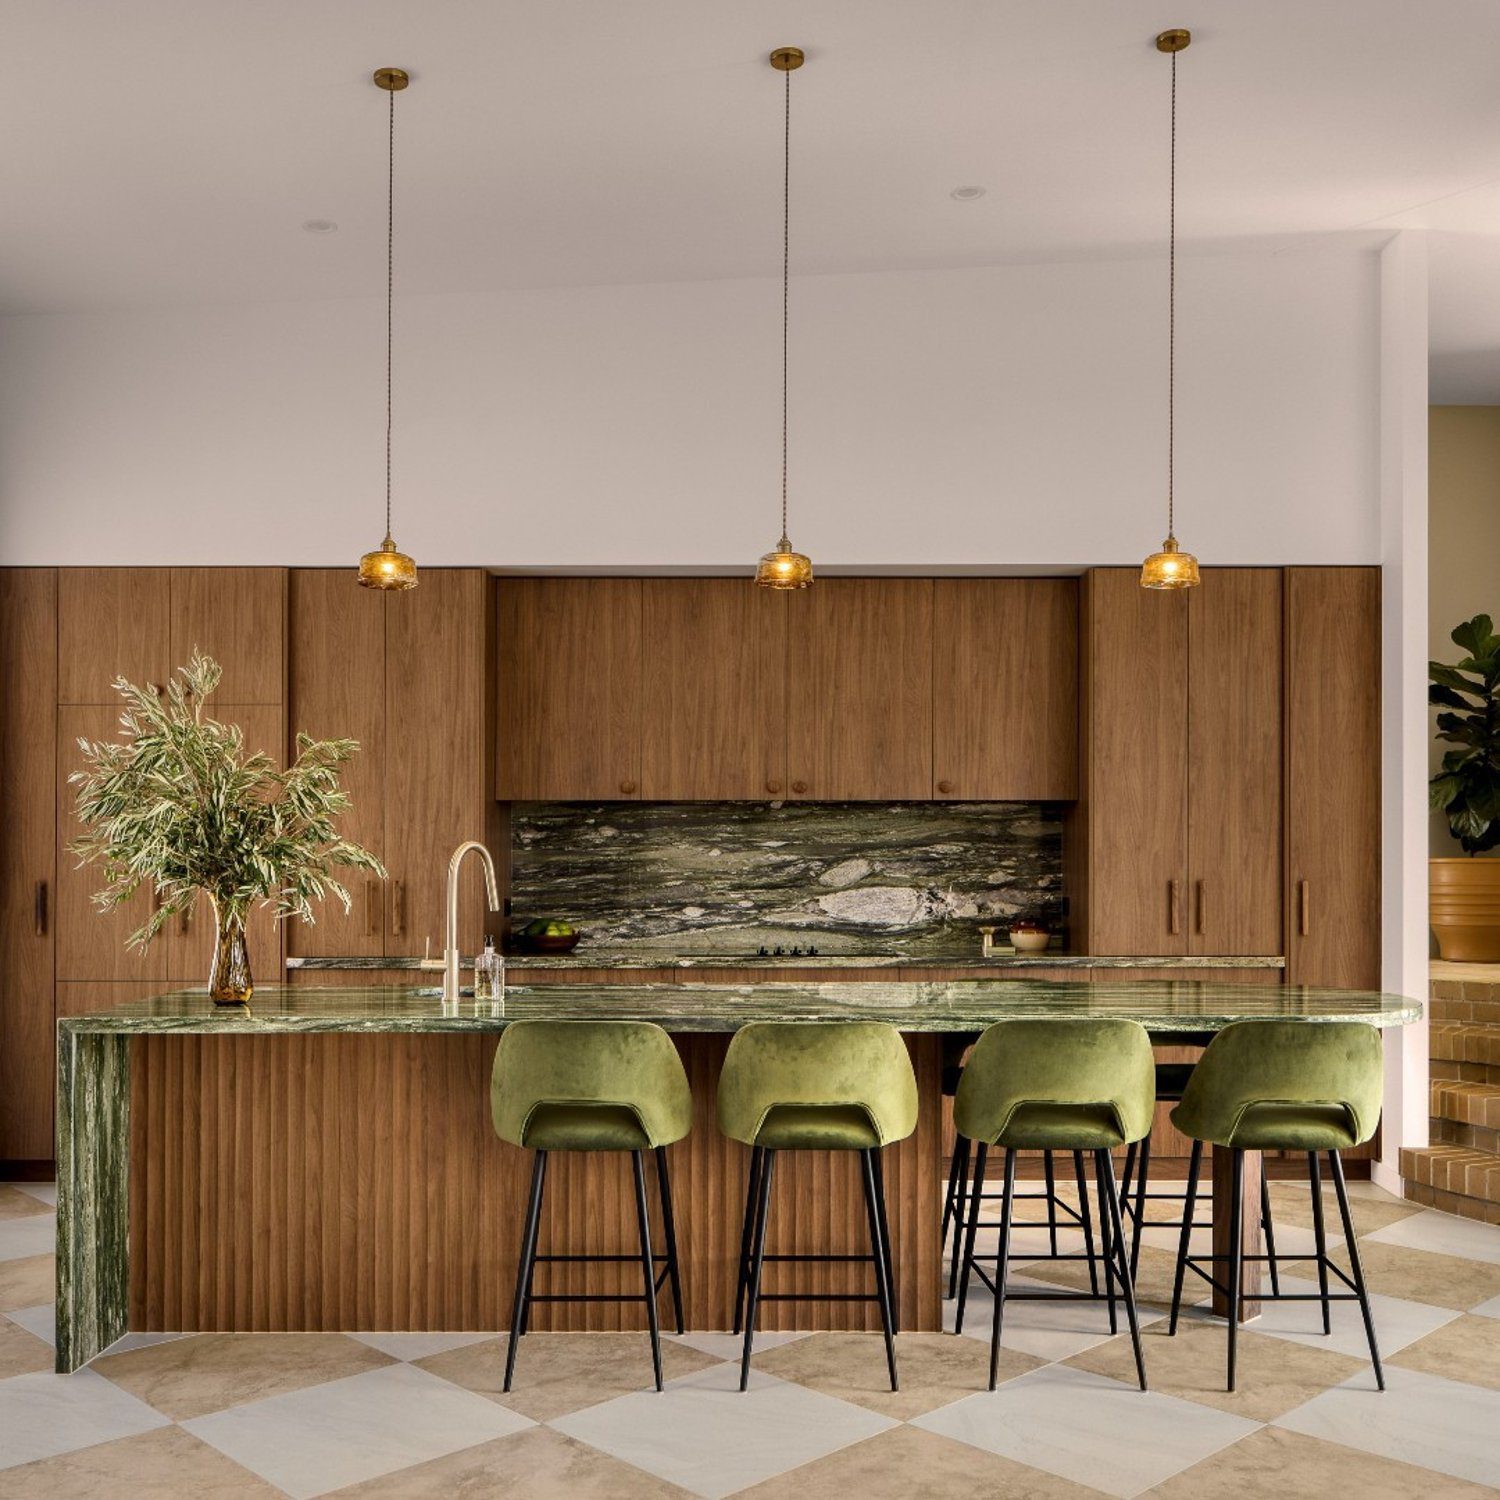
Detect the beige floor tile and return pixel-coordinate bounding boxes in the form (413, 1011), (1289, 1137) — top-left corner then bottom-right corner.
(0, 1424), (281, 1498)
(0, 1187), (53, 1221)
(0, 1254), (53, 1312)
(753, 1330), (1041, 1420)
(1389, 1313), (1500, 1390)
(1333, 1240), (1500, 1311)
(1065, 1316), (1364, 1422)
(1148, 1424), (1497, 1499)
(92, 1331), (396, 1420)
(0, 1316), (54, 1378)
(1015, 1242), (1185, 1308)
(1266, 1182), (1423, 1235)
(325, 1425), (691, 1498)
(416, 1331), (721, 1422)
(735, 1423), (1099, 1499)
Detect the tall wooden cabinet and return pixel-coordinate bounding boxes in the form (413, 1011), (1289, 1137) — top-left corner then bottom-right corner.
(1076, 568), (1283, 957)
(1285, 568), (1381, 987)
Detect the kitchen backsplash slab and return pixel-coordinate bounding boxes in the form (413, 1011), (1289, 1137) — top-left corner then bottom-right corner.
(509, 801), (1064, 958)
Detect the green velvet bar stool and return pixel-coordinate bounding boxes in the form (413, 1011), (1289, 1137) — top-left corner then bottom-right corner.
(718, 1020), (918, 1393)
(491, 1020), (692, 1393)
(1168, 1020), (1386, 1393)
(953, 1018), (1156, 1391)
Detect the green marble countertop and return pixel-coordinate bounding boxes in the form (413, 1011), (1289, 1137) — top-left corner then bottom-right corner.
(286, 952), (1285, 972)
(58, 980), (1420, 1035)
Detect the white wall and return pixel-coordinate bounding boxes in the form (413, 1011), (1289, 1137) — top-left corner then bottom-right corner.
(0, 247), (1379, 568)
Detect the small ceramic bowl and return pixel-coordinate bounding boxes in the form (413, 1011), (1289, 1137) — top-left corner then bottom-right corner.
(1008, 925), (1051, 954)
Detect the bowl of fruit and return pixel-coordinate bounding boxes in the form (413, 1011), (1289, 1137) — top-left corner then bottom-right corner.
(514, 918), (582, 954)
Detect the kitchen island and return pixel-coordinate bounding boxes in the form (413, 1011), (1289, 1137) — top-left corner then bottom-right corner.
(56, 979), (1420, 1372)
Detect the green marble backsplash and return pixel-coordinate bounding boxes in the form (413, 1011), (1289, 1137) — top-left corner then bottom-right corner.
(510, 802), (1064, 957)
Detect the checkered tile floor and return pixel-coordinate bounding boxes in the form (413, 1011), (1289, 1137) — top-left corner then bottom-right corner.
(3, 1177), (1499, 1497)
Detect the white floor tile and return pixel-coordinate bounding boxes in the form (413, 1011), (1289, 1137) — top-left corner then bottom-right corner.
(1470, 1291), (1500, 1320)
(182, 1359), (533, 1499)
(103, 1331), (191, 1353)
(945, 1272), (1165, 1363)
(6, 1303), (54, 1347)
(0, 1214), (56, 1263)
(1136, 1219), (1342, 1260)
(1188, 1271), (1457, 1360)
(348, 1330), (494, 1361)
(912, 1362), (1258, 1498)
(0, 1367), (169, 1471)
(668, 1329), (811, 1362)
(1276, 1364), (1500, 1488)
(1363, 1207), (1500, 1265)
(550, 1359), (893, 1500)
(2, 1181), (57, 1208)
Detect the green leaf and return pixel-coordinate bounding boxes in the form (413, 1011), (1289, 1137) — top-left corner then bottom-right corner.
(1451, 615), (1495, 655)
(1430, 663), (1484, 697)
(1429, 684), (1471, 710)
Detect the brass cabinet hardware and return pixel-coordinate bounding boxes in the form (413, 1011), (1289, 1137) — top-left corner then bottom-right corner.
(367, 879), (381, 938)
(1168, 879), (1182, 935)
(1196, 879), (1205, 935)
(619, 778), (637, 795)
(1298, 879), (1310, 936)
(34, 880), (47, 937)
(392, 879), (405, 938)
(765, 779), (782, 794)
(937, 779), (955, 794)
(791, 780), (808, 794)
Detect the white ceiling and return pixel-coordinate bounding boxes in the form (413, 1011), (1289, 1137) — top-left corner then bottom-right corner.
(6, 0), (1500, 396)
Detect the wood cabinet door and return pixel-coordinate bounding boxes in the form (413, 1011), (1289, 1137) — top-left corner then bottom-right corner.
(286, 571), (388, 958)
(1079, 570), (1189, 955)
(786, 578), (933, 800)
(496, 578), (642, 800)
(0, 570), (57, 1159)
(933, 579), (1078, 800)
(169, 567), (287, 705)
(1284, 568), (1381, 987)
(386, 571), (495, 957)
(56, 704), (168, 984)
(1187, 570), (1283, 955)
(640, 580), (787, 799)
(58, 568), (171, 702)
(163, 703), (287, 986)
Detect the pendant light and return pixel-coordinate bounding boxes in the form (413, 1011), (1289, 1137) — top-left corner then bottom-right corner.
(358, 67), (418, 591)
(1140, 29), (1201, 591)
(755, 47), (814, 590)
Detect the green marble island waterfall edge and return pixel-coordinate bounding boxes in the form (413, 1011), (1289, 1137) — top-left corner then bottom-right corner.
(53, 980), (1421, 1372)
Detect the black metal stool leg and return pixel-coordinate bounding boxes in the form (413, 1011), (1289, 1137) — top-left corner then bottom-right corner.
(1169, 1139), (1202, 1335)
(1120, 1142), (1138, 1229)
(504, 1149), (547, 1393)
(733, 1146), (762, 1336)
(655, 1146), (686, 1336)
(953, 1142), (988, 1336)
(1094, 1151), (1119, 1335)
(631, 1150), (664, 1392)
(1226, 1147), (1244, 1392)
(946, 1136), (971, 1300)
(1074, 1150), (1100, 1296)
(987, 1148), (1017, 1390)
(739, 1148), (776, 1391)
(1260, 1171), (1281, 1297)
(1308, 1150), (1332, 1334)
(1100, 1148), (1147, 1390)
(861, 1150), (900, 1392)
(872, 1149), (898, 1335)
(942, 1137), (964, 1252)
(1329, 1150), (1385, 1390)
(1130, 1134), (1151, 1282)
(1043, 1150), (1059, 1257)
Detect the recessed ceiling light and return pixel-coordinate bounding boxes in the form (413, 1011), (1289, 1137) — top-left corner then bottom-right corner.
(950, 185), (986, 201)
(302, 219), (339, 234)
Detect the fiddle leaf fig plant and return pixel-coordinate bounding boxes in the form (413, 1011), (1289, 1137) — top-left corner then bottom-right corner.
(1430, 614), (1500, 854)
(70, 651), (386, 952)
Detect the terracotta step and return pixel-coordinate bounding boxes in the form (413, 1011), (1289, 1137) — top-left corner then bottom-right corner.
(1430, 1079), (1500, 1130)
(1400, 1144), (1500, 1224)
(1429, 1021), (1500, 1067)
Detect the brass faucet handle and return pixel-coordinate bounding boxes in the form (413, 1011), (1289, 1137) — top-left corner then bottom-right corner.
(977, 924), (997, 957)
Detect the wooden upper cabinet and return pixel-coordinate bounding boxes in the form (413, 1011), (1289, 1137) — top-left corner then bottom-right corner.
(786, 579), (934, 800)
(1078, 569), (1189, 955)
(286, 572), (388, 958)
(1187, 570), (1283, 956)
(170, 567), (286, 704)
(387, 570), (495, 956)
(0, 570), (57, 1158)
(640, 580), (787, 799)
(1284, 567), (1381, 987)
(932, 579), (1078, 800)
(58, 568), (172, 702)
(496, 578), (642, 801)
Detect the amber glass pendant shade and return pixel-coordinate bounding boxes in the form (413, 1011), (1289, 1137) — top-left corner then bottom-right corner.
(755, 537), (814, 589)
(358, 534), (418, 591)
(1140, 534), (1200, 590)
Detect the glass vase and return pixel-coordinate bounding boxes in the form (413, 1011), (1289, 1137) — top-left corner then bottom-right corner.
(208, 896), (253, 1005)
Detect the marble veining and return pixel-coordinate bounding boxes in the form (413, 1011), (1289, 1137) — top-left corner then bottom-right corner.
(286, 952), (1286, 971)
(509, 801), (1063, 956)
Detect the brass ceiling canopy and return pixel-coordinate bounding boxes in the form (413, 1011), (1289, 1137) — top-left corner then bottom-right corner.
(358, 66), (418, 591)
(1140, 27), (1200, 591)
(756, 45), (814, 590)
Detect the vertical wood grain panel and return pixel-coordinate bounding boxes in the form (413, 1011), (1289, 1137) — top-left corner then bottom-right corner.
(57, 569), (171, 703)
(168, 567), (287, 706)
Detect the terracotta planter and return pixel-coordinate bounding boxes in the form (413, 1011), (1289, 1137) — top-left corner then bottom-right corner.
(1430, 857), (1500, 962)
